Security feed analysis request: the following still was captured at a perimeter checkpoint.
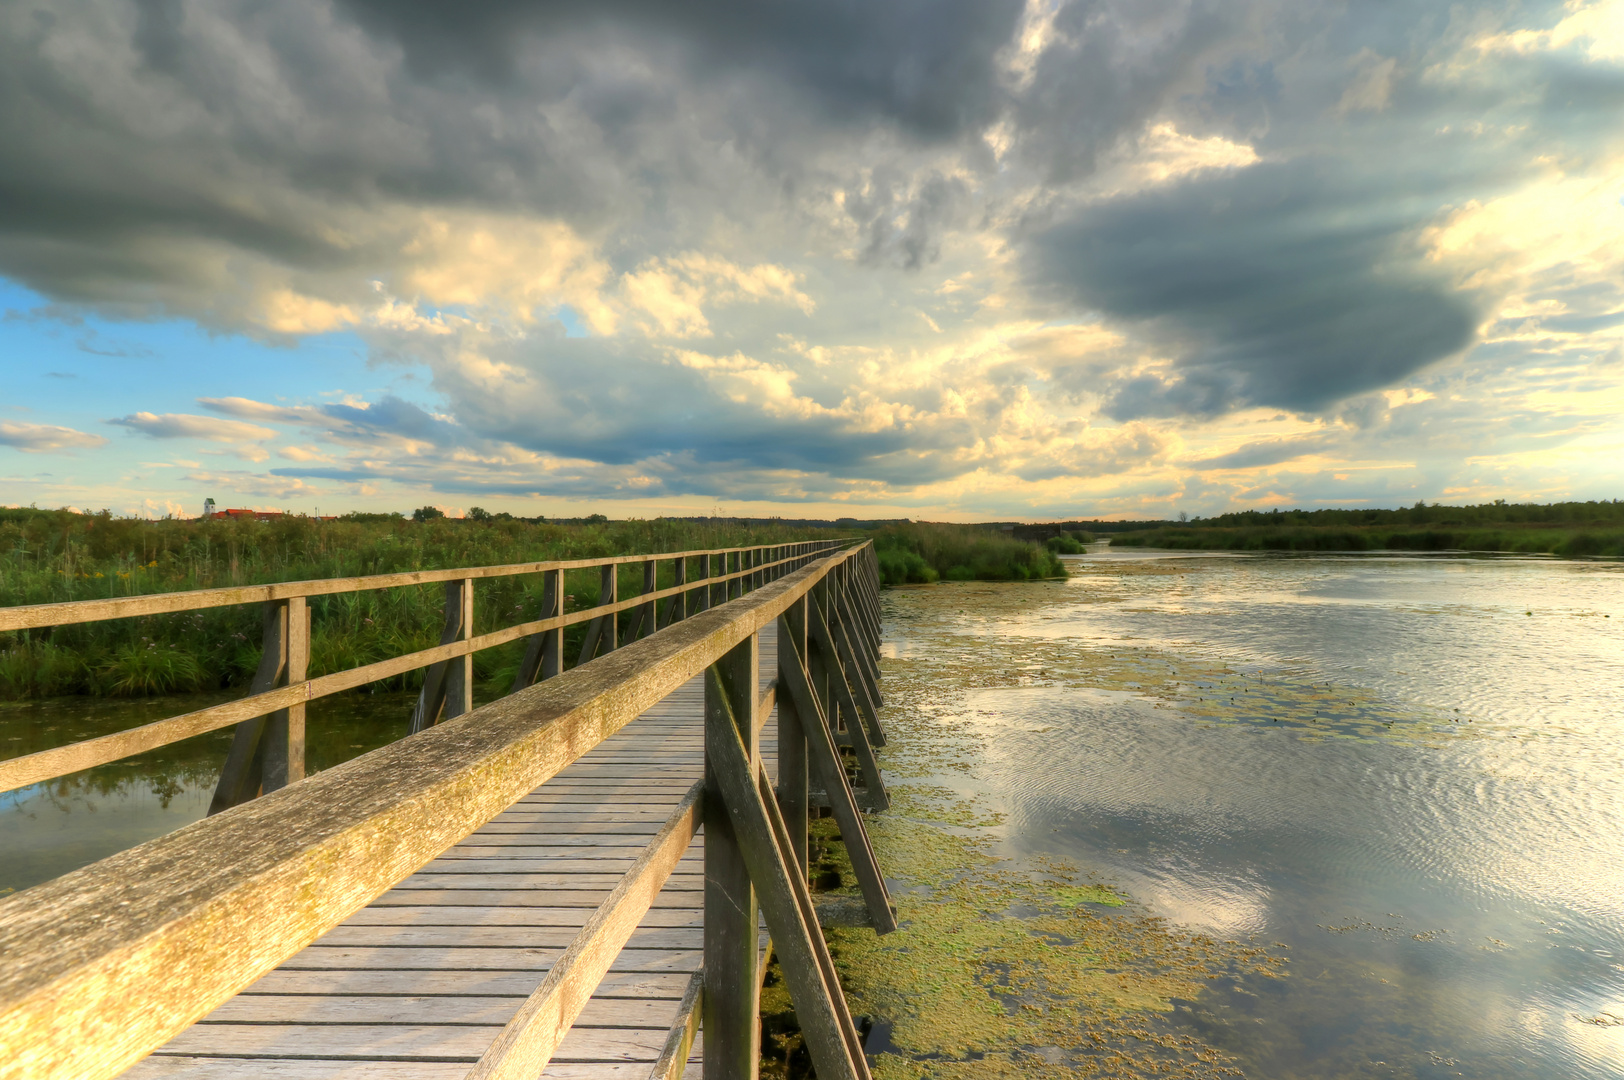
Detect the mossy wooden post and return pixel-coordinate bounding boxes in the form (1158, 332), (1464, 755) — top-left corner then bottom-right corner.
(209, 598), (296, 813)
(778, 597), (810, 877)
(698, 553), (712, 614)
(704, 634), (760, 1080)
(263, 597), (308, 792)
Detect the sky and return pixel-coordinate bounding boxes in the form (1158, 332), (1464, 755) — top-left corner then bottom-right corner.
(2, 0), (1623, 521)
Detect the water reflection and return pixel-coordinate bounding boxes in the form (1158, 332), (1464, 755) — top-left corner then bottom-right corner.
(884, 551), (1624, 1078)
(1, 690), (416, 894)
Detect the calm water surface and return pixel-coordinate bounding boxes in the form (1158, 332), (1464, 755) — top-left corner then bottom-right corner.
(885, 550), (1624, 1079)
(1, 691), (416, 895)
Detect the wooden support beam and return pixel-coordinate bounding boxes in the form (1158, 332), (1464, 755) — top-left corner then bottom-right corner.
(823, 600), (884, 747)
(777, 632), (897, 934)
(835, 585), (882, 706)
(510, 569), (563, 693)
(808, 619), (888, 804)
(466, 783), (703, 1080)
(208, 600), (292, 814)
(704, 665), (872, 1080)
(663, 556), (687, 628)
(410, 579), (471, 735)
(703, 637), (759, 1080)
(777, 602), (810, 879)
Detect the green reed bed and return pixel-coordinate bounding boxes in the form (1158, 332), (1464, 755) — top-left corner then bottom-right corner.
(1108, 522), (1624, 557)
(0, 509), (825, 700)
(871, 522), (1065, 586)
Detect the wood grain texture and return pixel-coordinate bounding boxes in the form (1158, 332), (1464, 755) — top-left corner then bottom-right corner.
(468, 782), (703, 1080)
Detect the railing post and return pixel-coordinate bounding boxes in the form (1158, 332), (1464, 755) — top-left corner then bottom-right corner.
(637, 559), (656, 641)
(601, 564), (618, 654)
(669, 556), (688, 626)
(704, 634), (760, 1080)
(698, 553), (713, 613)
(262, 596), (308, 792)
(445, 578), (474, 720)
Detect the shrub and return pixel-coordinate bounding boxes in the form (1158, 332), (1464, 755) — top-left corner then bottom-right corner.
(877, 548), (938, 585)
(870, 522), (1064, 585)
(99, 643), (206, 696)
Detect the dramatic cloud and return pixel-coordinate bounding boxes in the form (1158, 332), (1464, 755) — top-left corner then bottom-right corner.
(0, 421), (107, 452)
(2, 0), (1622, 516)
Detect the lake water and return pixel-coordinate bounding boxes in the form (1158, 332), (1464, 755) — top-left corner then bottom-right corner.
(0, 690), (417, 896)
(877, 549), (1624, 1079)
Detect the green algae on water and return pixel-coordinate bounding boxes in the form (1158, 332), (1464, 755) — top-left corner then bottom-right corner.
(825, 581), (1290, 1078)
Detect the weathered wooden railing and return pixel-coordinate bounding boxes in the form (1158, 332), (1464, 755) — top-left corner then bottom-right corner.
(0, 539), (847, 803)
(0, 541), (892, 1080)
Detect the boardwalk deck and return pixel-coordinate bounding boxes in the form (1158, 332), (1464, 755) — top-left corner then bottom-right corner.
(124, 626), (783, 1080)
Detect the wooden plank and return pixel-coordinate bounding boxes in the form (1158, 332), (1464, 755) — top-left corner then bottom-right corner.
(466, 783), (702, 1080)
(308, 925), (702, 950)
(366, 892), (705, 910)
(340, 907), (704, 928)
(202, 995), (683, 1027)
(238, 970), (693, 998)
(127, 1059), (674, 1079)
(150, 1022), (667, 1060)
(274, 947), (702, 972)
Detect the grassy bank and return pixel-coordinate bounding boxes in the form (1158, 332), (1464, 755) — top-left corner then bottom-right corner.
(0, 509), (826, 700)
(1107, 499), (1624, 557)
(870, 522), (1065, 586)
(1110, 523), (1624, 556)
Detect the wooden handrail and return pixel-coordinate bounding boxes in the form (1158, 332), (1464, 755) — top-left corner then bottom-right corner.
(0, 544), (873, 1080)
(0, 539), (853, 632)
(0, 541), (851, 794)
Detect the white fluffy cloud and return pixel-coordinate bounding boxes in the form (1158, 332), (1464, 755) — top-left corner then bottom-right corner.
(0, 421), (107, 452)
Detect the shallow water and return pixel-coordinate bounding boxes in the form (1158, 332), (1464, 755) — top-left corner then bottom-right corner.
(0, 690), (417, 895)
(880, 550), (1624, 1078)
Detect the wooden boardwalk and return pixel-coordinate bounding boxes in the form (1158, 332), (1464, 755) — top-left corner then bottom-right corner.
(125, 627), (782, 1080)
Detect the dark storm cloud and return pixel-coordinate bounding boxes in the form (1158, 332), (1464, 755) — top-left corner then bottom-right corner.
(1030, 159), (1479, 419)
(334, 0), (1025, 139)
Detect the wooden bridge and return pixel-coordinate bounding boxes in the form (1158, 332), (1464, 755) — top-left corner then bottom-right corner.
(0, 540), (894, 1080)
